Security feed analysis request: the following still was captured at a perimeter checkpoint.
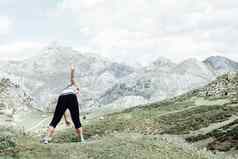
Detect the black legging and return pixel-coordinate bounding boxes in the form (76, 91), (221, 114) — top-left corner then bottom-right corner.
(49, 93), (82, 129)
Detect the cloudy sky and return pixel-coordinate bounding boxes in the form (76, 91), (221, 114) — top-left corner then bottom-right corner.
(0, 0), (238, 65)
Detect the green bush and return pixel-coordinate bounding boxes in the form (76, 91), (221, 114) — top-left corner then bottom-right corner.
(0, 135), (16, 150)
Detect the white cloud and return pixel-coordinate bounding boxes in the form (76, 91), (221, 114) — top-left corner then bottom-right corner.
(1, 0), (238, 65)
(0, 16), (11, 35)
(77, 0), (237, 65)
(0, 41), (46, 60)
(59, 0), (105, 11)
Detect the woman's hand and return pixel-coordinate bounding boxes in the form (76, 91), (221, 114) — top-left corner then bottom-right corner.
(65, 120), (71, 126)
(64, 112), (71, 126)
(76, 88), (80, 95)
(70, 64), (75, 70)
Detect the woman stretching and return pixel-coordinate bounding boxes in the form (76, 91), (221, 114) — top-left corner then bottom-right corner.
(43, 65), (84, 144)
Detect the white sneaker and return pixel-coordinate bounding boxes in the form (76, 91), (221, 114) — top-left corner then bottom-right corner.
(43, 139), (48, 144)
(42, 136), (51, 144)
(80, 139), (86, 144)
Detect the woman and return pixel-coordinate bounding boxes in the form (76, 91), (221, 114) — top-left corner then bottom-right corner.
(43, 65), (84, 144)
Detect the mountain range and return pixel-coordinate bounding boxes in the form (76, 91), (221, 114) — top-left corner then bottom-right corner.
(0, 44), (237, 113)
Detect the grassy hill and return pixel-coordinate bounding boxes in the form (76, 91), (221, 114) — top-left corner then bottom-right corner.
(1, 72), (238, 159)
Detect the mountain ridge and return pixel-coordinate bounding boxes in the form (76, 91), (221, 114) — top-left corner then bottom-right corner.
(0, 44), (238, 112)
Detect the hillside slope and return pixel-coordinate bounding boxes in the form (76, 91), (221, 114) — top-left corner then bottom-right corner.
(0, 78), (34, 127)
(1, 72), (238, 159)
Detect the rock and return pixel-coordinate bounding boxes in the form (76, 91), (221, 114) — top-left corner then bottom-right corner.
(197, 72), (238, 98)
(0, 78), (34, 126)
(99, 116), (105, 120)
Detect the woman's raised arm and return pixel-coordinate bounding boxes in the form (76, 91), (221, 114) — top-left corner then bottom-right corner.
(70, 64), (80, 92)
(70, 64), (76, 86)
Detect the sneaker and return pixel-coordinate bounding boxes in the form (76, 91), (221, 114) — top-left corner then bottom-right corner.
(43, 139), (49, 144)
(42, 136), (51, 144)
(80, 139), (86, 144)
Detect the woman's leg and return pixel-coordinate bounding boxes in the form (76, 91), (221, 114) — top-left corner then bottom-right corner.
(76, 127), (84, 142)
(44, 95), (67, 143)
(47, 126), (55, 138)
(68, 94), (84, 142)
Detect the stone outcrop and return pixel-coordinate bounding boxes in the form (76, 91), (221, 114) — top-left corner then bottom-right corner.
(0, 78), (33, 126)
(197, 72), (238, 97)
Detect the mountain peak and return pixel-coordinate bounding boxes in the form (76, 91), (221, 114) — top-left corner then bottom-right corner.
(204, 56), (238, 72)
(152, 57), (175, 66)
(45, 41), (71, 50)
(181, 58), (200, 63)
(176, 58), (203, 68)
(173, 58), (215, 79)
(43, 42), (74, 54)
(205, 56), (231, 62)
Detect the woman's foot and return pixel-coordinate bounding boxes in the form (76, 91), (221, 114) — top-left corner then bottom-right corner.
(42, 136), (52, 144)
(80, 140), (86, 144)
(76, 127), (85, 143)
(80, 136), (86, 144)
(42, 126), (55, 144)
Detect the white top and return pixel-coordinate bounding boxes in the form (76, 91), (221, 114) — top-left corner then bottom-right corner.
(61, 85), (78, 95)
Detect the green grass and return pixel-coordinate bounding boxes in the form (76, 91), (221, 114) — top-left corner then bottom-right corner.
(0, 96), (216, 159)
(158, 104), (237, 134)
(186, 119), (238, 152)
(1, 93), (238, 158)
(79, 99), (238, 137)
(2, 133), (208, 159)
(0, 128), (17, 152)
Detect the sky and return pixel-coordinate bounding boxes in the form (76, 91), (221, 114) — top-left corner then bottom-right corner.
(0, 0), (238, 66)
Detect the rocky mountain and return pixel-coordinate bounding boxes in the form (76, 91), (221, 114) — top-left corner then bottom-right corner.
(146, 57), (176, 72)
(99, 56), (238, 110)
(204, 56), (238, 75)
(1, 44), (135, 112)
(174, 58), (215, 79)
(0, 78), (33, 126)
(98, 58), (216, 108)
(196, 72), (238, 97)
(1, 44), (238, 113)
